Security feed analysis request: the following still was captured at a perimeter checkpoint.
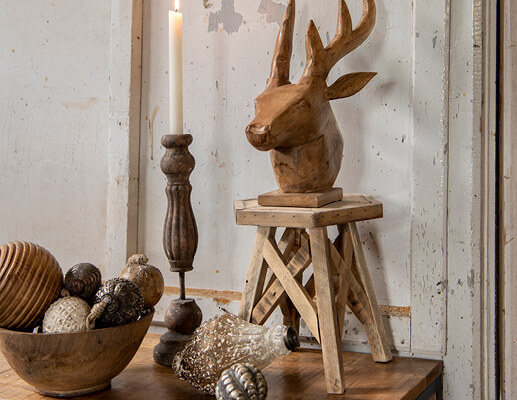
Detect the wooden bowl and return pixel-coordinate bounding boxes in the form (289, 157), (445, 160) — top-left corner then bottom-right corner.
(0, 309), (154, 397)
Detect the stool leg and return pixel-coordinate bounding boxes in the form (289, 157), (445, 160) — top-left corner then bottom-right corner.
(310, 227), (346, 394)
(239, 226), (276, 322)
(347, 222), (392, 362)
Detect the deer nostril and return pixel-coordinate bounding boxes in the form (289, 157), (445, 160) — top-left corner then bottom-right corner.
(246, 123), (271, 134)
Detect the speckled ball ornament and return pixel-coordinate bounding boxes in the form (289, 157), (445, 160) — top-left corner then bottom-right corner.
(216, 363), (268, 400)
(173, 312), (298, 395)
(120, 254), (164, 308)
(42, 296), (101, 333)
(93, 278), (144, 327)
(64, 263), (102, 302)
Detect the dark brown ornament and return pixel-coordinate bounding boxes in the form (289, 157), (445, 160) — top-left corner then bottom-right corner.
(93, 278), (144, 327)
(216, 363), (268, 400)
(64, 263), (102, 302)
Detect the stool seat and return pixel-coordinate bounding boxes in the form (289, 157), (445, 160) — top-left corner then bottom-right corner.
(235, 193), (382, 228)
(235, 194), (392, 395)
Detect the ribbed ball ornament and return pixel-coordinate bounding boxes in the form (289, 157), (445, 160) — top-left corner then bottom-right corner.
(0, 241), (63, 330)
(216, 363), (268, 400)
(93, 278), (144, 327)
(64, 263), (102, 302)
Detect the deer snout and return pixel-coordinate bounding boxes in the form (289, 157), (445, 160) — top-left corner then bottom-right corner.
(245, 123), (274, 151)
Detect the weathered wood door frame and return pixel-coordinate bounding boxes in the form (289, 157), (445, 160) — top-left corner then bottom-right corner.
(106, 0), (143, 276)
(500, 0), (517, 398)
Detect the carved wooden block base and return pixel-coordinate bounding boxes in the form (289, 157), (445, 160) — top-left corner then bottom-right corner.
(153, 298), (202, 366)
(258, 187), (343, 208)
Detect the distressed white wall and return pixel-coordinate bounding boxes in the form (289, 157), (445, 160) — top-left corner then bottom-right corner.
(0, 1), (111, 272)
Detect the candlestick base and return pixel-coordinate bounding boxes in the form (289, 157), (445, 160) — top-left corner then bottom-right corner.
(153, 298), (202, 366)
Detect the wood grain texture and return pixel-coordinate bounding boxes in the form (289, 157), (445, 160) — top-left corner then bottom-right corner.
(160, 134), (198, 273)
(235, 194), (382, 228)
(0, 334), (443, 400)
(251, 234), (311, 325)
(335, 230), (354, 337)
(262, 238), (320, 342)
(0, 242), (63, 330)
(238, 226), (276, 321)
(245, 0), (376, 193)
(310, 227), (346, 394)
(348, 223), (391, 362)
(258, 188), (343, 207)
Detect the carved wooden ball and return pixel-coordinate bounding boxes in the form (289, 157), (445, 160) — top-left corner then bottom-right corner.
(120, 255), (164, 308)
(93, 278), (144, 327)
(42, 296), (92, 334)
(0, 241), (63, 330)
(64, 263), (102, 302)
(216, 363), (268, 400)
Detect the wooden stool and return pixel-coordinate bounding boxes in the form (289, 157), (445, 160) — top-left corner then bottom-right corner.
(234, 194), (392, 394)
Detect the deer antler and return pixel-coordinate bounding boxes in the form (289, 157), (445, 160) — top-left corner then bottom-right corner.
(301, 0), (376, 80)
(266, 0), (295, 88)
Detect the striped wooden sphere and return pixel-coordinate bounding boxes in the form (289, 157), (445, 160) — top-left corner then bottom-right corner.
(0, 241), (63, 330)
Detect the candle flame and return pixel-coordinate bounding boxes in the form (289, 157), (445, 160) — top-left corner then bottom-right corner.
(175, 0), (179, 11)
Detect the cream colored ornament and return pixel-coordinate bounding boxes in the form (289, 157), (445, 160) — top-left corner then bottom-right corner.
(42, 293), (106, 334)
(120, 254), (164, 308)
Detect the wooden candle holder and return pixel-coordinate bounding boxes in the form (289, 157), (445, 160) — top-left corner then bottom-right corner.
(153, 134), (202, 366)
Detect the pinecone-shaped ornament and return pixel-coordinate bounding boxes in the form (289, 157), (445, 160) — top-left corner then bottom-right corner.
(64, 263), (102, 302)
(173, 312), (299, 395)
(216, 363), (268, 400)
(42, 295), (104, 333)
(93, 278), (144, 327)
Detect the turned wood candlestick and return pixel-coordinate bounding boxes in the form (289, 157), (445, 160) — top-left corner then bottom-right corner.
(153, 134), (203, 366)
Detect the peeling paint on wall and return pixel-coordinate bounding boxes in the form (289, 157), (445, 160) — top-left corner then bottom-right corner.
(258, 0), (286, 26)
(208, 0), (243, 34)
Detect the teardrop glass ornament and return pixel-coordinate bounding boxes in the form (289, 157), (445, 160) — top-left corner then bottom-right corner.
(173, 312), (299, 395)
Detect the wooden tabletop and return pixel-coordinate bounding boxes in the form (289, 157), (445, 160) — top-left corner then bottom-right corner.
(234, 194), (383, 228)
(0, 334), (441, 400)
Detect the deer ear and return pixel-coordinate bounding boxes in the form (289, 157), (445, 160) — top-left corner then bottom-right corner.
(325, 72), (377, 101)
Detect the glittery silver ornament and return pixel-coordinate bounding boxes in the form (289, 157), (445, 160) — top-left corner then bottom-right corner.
(173, 312), (299, 395)
(93, 278), (144, 327)
(215, 363), (268, 400)
(64, 263), (102, 302)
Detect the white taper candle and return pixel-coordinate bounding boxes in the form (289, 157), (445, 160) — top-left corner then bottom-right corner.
(169, 0), (183, 135)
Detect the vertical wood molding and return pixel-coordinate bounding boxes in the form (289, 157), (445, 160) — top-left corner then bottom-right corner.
(501, 0), (517, 397)
(106, 0), (143, 275)
(480, 0), (498, 398)
(410, 0), (450, 356)
(444, 0), (485, 398)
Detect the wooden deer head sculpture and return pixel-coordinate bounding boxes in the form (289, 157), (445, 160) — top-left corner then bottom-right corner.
(246, 0), (376, 193)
